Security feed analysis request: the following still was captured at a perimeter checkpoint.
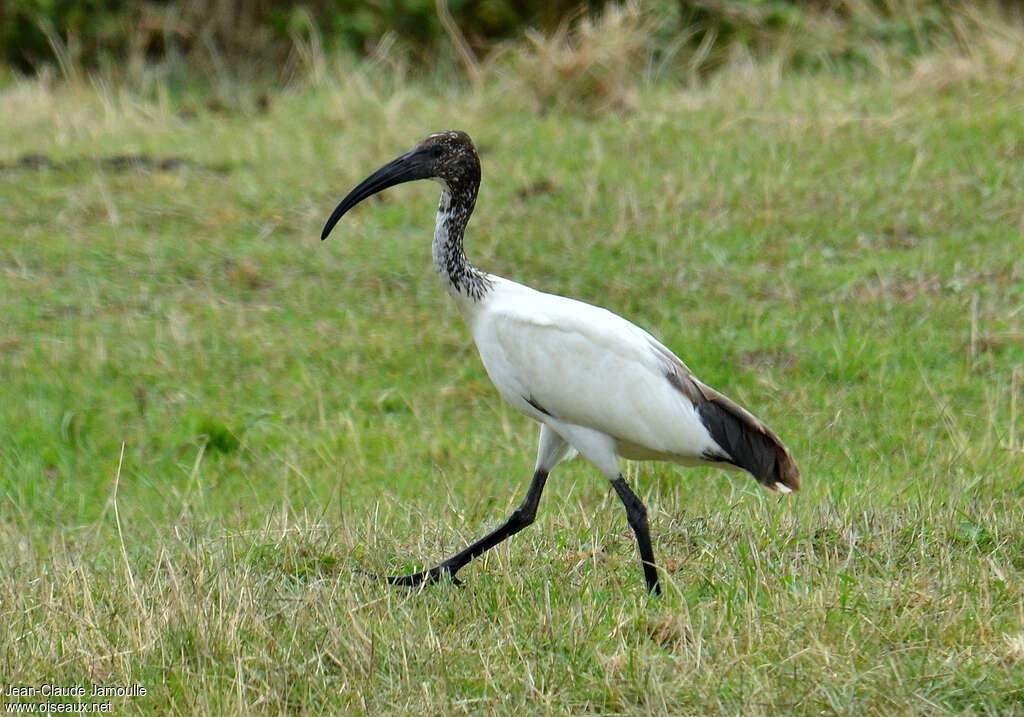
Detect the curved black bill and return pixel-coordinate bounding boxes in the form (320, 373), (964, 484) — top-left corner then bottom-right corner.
(321, 147), (436, 240)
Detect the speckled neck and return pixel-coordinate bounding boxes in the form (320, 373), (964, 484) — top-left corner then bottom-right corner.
(432, 185), (492, 301)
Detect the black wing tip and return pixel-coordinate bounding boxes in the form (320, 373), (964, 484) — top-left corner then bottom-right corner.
(524, 395), (553, 417)
(697, 397), (800, 492)
(773, 454), (801, 493)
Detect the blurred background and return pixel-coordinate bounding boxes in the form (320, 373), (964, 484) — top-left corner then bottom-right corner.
(4, 1), (1023, 95)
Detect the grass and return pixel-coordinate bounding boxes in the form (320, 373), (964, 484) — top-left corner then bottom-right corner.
(1, 30), (1023, 714)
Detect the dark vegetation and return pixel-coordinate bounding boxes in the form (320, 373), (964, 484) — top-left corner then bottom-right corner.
(3, 0), (1019, 81)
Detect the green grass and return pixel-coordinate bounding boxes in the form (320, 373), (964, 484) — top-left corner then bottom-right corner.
(2, 45), (1023, 714)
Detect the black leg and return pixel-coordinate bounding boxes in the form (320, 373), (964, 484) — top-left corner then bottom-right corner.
(388, 468), (549, 587)
(610, 475), (660, 595)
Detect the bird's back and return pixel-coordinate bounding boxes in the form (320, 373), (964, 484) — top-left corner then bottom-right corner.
(464, 279), (726, 458)
(459, 276), (799, 491)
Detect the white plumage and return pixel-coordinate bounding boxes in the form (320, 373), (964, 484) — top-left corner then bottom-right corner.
(463, 276), (717, 471)
(321, 130), (800, 594)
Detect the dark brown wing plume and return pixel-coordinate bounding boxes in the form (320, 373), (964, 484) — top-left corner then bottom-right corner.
(651, 341), (801, 492)
(694, 385), (801, 491)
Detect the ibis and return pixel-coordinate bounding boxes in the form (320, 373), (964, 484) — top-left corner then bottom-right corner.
(321, 131), (799, 594)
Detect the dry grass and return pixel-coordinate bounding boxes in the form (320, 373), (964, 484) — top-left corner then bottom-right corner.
(505, 1), (657, 116)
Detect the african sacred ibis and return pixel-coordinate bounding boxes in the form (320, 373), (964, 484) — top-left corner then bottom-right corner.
(321, 130), (800, 594)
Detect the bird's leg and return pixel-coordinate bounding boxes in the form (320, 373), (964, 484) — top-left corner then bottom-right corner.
(610, 475), (661, 595)
(387, 468), (549, 588)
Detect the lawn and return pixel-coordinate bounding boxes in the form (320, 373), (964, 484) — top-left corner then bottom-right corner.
(1, 36), (1023, 714)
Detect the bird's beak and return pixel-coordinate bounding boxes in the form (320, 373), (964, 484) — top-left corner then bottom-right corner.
(321, 146), (436, 240)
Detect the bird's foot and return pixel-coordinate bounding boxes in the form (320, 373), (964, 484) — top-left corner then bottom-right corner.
(386, 564), (463, 588)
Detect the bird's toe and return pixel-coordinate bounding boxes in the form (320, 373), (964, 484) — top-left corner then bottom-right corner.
(386, 565), (462, 588)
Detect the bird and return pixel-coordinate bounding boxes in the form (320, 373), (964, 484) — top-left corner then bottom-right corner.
(321, 130), (800, 594)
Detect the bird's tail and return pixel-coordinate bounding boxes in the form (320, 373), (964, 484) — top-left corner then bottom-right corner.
(696, 390), (801, 493)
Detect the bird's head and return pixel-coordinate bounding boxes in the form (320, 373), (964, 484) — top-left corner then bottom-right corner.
(321, 130), (480, 240)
